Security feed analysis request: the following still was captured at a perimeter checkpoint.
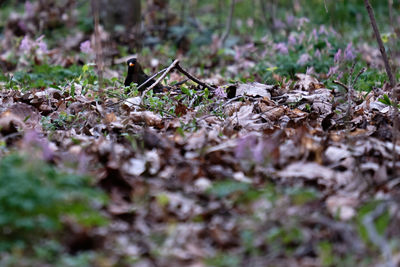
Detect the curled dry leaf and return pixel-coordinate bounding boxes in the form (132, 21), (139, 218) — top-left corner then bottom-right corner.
(233, 82), (273, 98)
(294, 73), (325, 91)
(326, 195), (358, 221)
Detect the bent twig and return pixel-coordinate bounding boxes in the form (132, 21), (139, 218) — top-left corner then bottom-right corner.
(140, 59), (180, 104)
(175, 63), (217, 91)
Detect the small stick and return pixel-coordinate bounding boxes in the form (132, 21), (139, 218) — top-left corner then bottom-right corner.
(364, 0), (398, 173)
(137, 67), (168, 91)
(364, 0), (396, 87)
(140, 59), (180, 104)
(91, 0), (104, 95)
(332, 80), (349, 92)
(175, 63), (217, 91)
(344, 62), (357, 131)
(352, 67), (366, 85)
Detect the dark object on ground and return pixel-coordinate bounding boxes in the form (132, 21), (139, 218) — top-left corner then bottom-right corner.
(124, 58), (164, 93)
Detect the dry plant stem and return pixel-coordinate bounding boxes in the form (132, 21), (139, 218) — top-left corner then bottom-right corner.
(332, 80), (349, 92)
(220, 0), (235, 46)
(364, 0), (396, 87)
(175, 63), (217, 91)
(140, 59), (180, 104)
(323, 0), (328, 12)
(352, 67), (366, 85)
(364, 0), (398, 173)
(388, 0), (394, 30)
(362, 203), (395, 267)
(91, 0), (104, 94)
(346, 63), (356, 122)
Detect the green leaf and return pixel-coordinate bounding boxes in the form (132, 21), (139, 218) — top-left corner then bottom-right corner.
(208, 180), (250, 198)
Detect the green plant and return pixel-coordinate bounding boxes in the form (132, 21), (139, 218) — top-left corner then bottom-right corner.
(4, 64), (83, 91)
(0, 153), (108, 251)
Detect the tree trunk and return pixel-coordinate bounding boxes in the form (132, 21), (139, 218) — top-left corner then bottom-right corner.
(100, 0), (141, 34)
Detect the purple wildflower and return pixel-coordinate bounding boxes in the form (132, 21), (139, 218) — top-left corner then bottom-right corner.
(297, 32), (306, 44)
(319, 25), (328, 35)
(334, 49), (342, 63)
(326, 40), (332, 50)
(297, 53), (310, 66)
(288, 35), (297, 46)
(20, 36), (32, 51)
(235, 135), (257, 159)
(18, 21), (28, 32)
(286, 14), (295, 26)
(23, 130), (53, 161)
(80, 40), (92, 54)
(314, 49), (321, 59)
(306, 67), (314, 75)
(327, 66), (339, 77)
(298, 17), (310, 28)
(273, 19), (285, 29)
(344, 43), (356, 61)
(215, 87), (227, 98)
(252, 141), (265, 163)
(25, 1), (34, 17)
(312, 28), (318, 40)
(36, 35), (48, 53)
(275, 42), (288, 54)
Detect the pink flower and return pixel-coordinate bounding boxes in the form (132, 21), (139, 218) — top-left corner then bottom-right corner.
(297, 32), (306, 44)
(235, 135), (257, 159)
(273, 19), (285, 29)
(297, 53), (310, 65)
(319, 25), (328, 35)
(20, 36), (32, 51)
(334, 49), (342, 63)
(325, 41), (332, 50)
(314, 49), (321, 59)
(23, 130), (53, 161)
(80, 40), (92, 54)
(312, 28), (318, 40)
(286, 14), (295, 26)
(275, 42), (288, 54)
(35, 35), (48, 53)
(288, 35), (297, 46)
(327, 66), (339, 77)
(344, 43), (355, 61)
(298, 17), (310, 28)
(25, 1), (34, 17)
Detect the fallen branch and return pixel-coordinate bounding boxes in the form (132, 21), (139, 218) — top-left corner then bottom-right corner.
(175, 63), (217, 91)
(137, 67), (168, 92)
(140, 59), (180, 104)
(364, 0), (398, 174)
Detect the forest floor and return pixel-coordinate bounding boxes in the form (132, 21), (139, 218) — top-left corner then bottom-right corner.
(1, 1), (400, 267)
